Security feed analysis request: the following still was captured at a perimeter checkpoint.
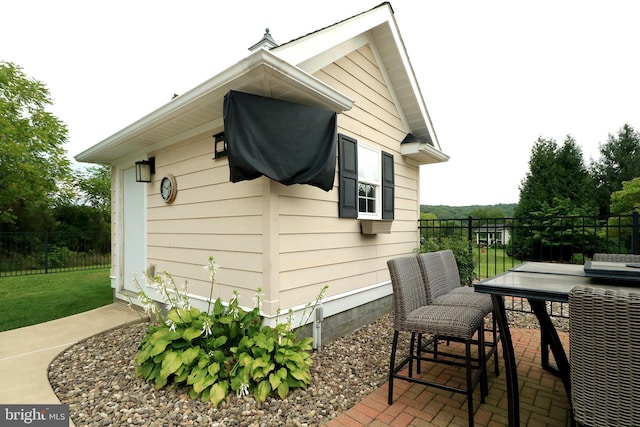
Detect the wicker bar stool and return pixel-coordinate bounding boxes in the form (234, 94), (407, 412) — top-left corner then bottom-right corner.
(387, 255), (487, 427)
(417, 251), (500, 376)
(569, 285), (640, 427)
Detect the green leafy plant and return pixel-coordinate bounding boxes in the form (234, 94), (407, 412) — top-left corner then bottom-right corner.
(130, 256), (327, 407)
(418, 236), (475, 284)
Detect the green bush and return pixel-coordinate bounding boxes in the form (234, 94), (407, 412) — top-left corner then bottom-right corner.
(41, 245), (74, 268)
(571, 253), (588, 264)
(418, 237), (475, 284)
(131, 257), (326, 407)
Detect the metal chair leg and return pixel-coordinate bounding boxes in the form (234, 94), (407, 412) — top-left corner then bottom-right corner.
(465, 339), (475, 427)
(479, 323), (487, 400)
(388, 330), (399, 405)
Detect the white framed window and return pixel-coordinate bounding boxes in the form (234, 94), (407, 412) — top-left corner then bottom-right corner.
(338, 133), (394, 221)
(357, 143), (382, 219)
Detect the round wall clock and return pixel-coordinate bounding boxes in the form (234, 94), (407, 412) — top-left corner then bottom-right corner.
(160, 174), (177, 203)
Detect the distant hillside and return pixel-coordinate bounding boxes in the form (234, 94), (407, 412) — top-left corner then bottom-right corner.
(420, 203), (518, 219)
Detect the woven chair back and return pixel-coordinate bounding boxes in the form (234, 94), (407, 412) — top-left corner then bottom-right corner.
(417, 252), (453, 302)
(387, 256), (428, 328)
(569, 285), (640, 426)
(440, 250), (463, 287)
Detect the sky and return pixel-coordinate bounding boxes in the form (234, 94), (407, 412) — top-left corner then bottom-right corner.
(3, 0), (639, 206)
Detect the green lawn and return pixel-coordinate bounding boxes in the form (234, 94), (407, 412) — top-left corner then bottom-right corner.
(473, 247), (522, 280)
(0, 268), (113, 332)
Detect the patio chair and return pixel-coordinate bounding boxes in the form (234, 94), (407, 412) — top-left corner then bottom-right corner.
(387, 255), (487, 427)
(440, 249), (466, 291)
(569, 285), (640, 427)
(417, 251), (500, 375)
(592, 253), (640, 262)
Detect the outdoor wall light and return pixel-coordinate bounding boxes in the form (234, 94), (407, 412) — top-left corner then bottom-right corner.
(135, 157), (155, 182)
(213, 132), (227, 159)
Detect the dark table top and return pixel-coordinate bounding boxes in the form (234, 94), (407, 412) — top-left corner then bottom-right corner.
(475, 262), (640, 302)
(584, 260), (640, 281)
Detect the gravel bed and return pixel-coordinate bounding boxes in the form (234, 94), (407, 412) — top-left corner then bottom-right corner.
(49, 306), (568, 427)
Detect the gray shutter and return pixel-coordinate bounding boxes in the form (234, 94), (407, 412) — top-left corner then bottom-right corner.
(382, 151), (394, 219)
(338, 134), (358, 218)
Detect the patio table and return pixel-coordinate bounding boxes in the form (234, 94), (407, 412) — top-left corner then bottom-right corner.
(475, 261), (640, 427)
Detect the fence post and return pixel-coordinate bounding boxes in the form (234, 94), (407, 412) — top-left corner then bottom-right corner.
(467, 216), (473, 254)
(44, 230), (49, 274)
(633, 210), (639, 255)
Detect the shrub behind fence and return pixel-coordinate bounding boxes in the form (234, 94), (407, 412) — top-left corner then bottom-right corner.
(0, 231), (110, 277)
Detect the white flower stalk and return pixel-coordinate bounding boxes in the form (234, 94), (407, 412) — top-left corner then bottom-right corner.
(201, 317), (213, 337)
(205, 257), (220, 283)
(253, 288), (265, 311)
(161, 272), (179, 309)
(164, 297), (176, 311)
(236, 383), (250, 398)
(165, 318), (176, 332)
(143, 301), (157, 316)
(285, 308), (294, 332)
(178, 280), (191, 310)
(136, 290), (158, 317)
(131, 274), (162, 319)
(205, 256), (220, 315)
(229, 291), (240, 319)
(300, 285), (329, 327)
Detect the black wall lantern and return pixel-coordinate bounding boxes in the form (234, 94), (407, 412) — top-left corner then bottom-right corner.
(213, 132), (227, 159)
(135, 157), (155, 182)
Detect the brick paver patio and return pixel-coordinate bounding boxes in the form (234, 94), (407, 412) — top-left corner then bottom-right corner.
(325, 327), (570, 426)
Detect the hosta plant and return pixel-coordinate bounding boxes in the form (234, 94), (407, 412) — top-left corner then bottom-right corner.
(130, 257), (326, 407)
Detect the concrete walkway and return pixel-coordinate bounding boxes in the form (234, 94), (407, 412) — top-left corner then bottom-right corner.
(0, 303), (141, 407)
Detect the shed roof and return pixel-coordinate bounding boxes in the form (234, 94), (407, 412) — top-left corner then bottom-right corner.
(76, 2), (444, 164)
(273, 2), (440, 151)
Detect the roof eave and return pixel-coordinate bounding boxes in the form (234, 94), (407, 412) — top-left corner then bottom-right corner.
(400, 141), (450, 165)
(273, 3), (442, 152)
(75, 49), (354, 164)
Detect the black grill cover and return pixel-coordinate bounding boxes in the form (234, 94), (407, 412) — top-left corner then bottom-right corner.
(223, 90), (337, 191)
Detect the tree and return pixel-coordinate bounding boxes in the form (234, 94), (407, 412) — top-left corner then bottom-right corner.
(590, 124), (640, 215)
(600, 177), (640, 253)
(610, 177), (640, 214)
(73, 165), (111, 221)
(468, 207), (505, 219)
(0, 61), (71, 231)
(420, 211), (437, 220)
(513, 136), (597, 260)
(515, 136), (595, 218)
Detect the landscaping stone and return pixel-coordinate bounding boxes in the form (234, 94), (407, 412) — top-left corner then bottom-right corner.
(49, 308), (566, 426)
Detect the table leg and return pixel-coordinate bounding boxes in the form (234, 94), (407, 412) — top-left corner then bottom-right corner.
(528, 299), (575, 426)
(492, 294), (519, 426)
(527, 299), (571, 396)
(540, 326), (561, 377)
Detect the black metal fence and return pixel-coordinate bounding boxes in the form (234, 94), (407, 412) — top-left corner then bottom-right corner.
(419, 212), (640, 317)
(0, 231), (110, 277)
(419, 212), (639, 273)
